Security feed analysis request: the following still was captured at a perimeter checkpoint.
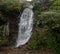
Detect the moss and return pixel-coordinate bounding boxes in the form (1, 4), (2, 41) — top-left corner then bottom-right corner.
(0, 39), (8, 46)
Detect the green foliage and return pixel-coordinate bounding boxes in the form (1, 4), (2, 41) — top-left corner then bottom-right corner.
(30, 26), (57, 50)
(53, 0), (60, 5)
(0, 0), (22, 46)
(30, 1), (60, 54)
(50, 0), (60, 12)
(0, 26), (8, 46)
(30, 11), (60, 50)
(0, 0), (22, 12)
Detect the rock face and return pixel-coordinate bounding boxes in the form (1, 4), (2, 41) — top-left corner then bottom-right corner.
(0, 1), (60, 53)
(0, 19), (6, 26)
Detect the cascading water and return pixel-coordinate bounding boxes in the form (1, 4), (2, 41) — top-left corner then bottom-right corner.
(16, 7), (33, 47)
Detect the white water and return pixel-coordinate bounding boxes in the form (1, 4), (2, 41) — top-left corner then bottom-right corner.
(27, 0), (32, 2)
(16, 8), (33, 47)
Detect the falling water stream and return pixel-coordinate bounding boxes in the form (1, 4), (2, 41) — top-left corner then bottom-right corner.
(16, 7), (33, 47)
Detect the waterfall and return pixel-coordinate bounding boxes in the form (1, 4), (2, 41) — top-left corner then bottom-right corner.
(16, 8), (33, 47)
